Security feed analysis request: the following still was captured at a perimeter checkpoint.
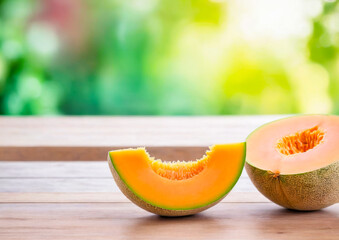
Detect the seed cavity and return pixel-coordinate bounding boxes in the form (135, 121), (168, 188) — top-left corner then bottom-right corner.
(276, 126), (324, 156)
(149, 153), (211, 180)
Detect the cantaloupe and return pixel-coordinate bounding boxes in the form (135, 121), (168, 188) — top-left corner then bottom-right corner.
(108, 143), (245, 216)
(246, 115), (339, 211)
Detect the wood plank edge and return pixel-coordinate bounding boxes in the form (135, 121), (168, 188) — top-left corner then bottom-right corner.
(0, 146), (209, 161)
(0, 192), (269, 203)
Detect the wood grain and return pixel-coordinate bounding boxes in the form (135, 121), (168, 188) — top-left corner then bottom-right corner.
(0, 115), (338, 240)
(0, 161), (113, 178)
(0, 115), (288, 160)
(0, 192), (269, 203)
(0, 161), (255, 193)
(0, 146), (210, 161)
(0, 177), (256, 192)
(0, 161), (120, 192)
(0, 202), (338, 240)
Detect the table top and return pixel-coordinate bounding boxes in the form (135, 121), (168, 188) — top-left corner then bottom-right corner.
(0, 116), (338, 240)
(0, 115), (288, 160)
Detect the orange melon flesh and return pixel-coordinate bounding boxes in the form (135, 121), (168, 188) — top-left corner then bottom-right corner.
(247, 115), (339, 174)
(108, 143), (245, 211)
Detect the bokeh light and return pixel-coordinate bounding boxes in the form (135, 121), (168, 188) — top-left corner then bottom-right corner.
(0, 0), (338, 115)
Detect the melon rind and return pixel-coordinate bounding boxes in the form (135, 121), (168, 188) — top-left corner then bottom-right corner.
(245, 161), (339, 211)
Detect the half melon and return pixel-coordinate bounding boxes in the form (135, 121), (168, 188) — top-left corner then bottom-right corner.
(108, 143), (245, 216)
(246, 115), (339, 210)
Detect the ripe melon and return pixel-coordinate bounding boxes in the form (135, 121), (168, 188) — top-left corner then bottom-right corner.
(246, 115), (339, 211)
(108, 143), (245, 216)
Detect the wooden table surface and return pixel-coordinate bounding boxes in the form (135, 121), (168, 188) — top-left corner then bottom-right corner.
(0, 116), (338, 240)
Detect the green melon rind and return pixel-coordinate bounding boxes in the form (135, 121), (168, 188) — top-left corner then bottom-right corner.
(107, 145), (246, 216)
(245, 161), (339, 211)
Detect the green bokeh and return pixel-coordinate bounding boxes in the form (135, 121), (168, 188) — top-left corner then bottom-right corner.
(0, 0), (338, 115)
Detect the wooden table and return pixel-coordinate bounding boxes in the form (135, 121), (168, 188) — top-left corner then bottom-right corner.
(0, 116), (338, 240)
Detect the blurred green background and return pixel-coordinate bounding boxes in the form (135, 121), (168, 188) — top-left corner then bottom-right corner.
(0, 0), (338, 115)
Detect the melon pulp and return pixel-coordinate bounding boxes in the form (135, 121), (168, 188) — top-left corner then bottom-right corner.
(246, 115), (339, 211)
(108, 143), (245, 216)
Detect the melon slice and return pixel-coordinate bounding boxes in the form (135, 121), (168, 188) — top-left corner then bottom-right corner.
(246, 115), (339, 210)
(108, 143), (245, 216)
